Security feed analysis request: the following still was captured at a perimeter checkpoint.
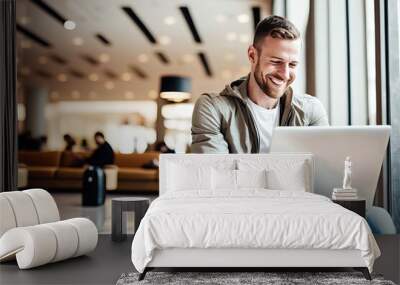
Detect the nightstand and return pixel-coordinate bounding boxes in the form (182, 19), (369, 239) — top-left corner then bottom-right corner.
(332, 199), (366, 218)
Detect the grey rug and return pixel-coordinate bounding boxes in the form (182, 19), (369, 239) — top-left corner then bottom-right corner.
(116, 271), (396, 285)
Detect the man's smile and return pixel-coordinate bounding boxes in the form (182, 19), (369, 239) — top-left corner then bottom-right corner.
(267, 75), (286, 88)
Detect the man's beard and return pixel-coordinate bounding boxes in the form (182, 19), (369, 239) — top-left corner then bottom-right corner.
(253, 61), (289, 99)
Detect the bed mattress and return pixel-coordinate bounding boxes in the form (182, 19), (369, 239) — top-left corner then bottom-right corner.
(131, 190), (380, 273)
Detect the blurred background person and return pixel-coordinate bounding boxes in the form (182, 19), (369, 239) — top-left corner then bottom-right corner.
(63, 134), (76, 152)
(86, 132), (115, 167)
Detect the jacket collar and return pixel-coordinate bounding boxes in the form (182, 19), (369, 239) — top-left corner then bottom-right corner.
(220, 75), (295, 124)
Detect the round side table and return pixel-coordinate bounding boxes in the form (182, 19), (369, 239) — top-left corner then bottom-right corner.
(111, 197), (150, 242)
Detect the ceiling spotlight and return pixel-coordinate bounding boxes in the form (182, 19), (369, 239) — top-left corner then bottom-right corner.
(64, 20), (76, 30)
(226, 32), (237, 41)
(105, 81), (114, 90)
(216, 14), (226, 23)
(57, 73), (68, 82)
(164, 16), (176, 25)
(89, 73), (99, 82)
(72, 37), (84, 46)
(121, 72), (132, 81)
(159, 36), (171, 46)
(237, 14), (249, 23)
(138, 54), (149, 63)
(239, 34), (250, 43)
(99, 53), (110, 63)
(38, 56), (48, 64)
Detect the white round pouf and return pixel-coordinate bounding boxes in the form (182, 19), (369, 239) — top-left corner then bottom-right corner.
(0, 226), (57, 269)
(0, 196), (17, 237)
(23, 189), (60, 223)
(43, 221), (79, 262)
(1, 191), (39, 227)
(65, 218), (98, 257)
(0, 189), (98, 269)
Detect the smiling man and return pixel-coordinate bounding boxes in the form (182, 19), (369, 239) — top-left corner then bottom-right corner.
(191, 15), (329, 153)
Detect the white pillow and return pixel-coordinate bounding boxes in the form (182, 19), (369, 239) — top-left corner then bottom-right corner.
(267, 162), (308, 191)
(237, 159), (310, 192)
(211, 168), (236, 190)
(237, 169), (268, 189)
(167, 162), (211, 191)
(211, 168), (268, 190)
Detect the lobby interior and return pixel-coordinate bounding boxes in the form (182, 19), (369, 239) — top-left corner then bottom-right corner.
(1, 0), (400, 284)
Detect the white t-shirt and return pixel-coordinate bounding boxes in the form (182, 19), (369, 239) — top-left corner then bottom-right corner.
(246, 98), (280, 153)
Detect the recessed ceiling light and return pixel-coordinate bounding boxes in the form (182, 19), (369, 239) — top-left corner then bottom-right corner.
(64, 20), (76, 30)
(138, 54), (149, 63)
(182, 54), (194, 63)
(89, 73), (99, 82)
(159, 36), (171, 46)
(105, 81), (114, 90)
(148, 90), (158, 99)
(221, 70), (232, 79)
(71, 90), (80, 99)
(21, 40), (31, 49)
(224, 53), (235, 62)
(38, 56), (48, 64)
(239, 34), (250, 43)
(72, 37), (84, 46)
(237, 14), (249, 23)
(121, 72), (132, 81)
(164, 16), (176, 25)
(99, 53), (110, 63)
(226, 32), (237, 41)
(57, 73), (68, 82)
(216, 14), (226, 23)
(124, 91), (135, 99)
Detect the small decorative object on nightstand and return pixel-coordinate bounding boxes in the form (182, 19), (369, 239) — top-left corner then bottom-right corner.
(332, 157), (359, 200)
(112, 197), (150, 242)
(332, 199), (366, 218)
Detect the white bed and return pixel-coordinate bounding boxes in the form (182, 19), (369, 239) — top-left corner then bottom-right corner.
(131, 154), (380, 280)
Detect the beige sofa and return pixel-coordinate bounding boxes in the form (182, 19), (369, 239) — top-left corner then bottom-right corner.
(18, 151), (159, 192)
(18, 151), (118, 191)
(114, 152), (159, 192)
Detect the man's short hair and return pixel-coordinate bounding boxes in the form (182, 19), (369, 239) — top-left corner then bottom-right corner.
(253, 15), (300, 50)
(94, 131), (104, 138)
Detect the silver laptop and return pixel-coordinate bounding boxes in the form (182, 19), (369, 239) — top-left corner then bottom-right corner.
(270, 126), (391, 208)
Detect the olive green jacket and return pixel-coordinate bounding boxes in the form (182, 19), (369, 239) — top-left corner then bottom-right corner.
(191, 76), (329, 153)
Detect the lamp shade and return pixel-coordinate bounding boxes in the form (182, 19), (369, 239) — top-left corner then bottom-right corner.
(160, 76), (191, 102)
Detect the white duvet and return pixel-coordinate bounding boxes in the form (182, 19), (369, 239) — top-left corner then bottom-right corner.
(131, 190), (380, 273)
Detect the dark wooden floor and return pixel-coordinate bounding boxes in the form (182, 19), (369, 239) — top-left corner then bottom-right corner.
(1, 235), (398, 285)
(0, 235), (134, 285)
(1, 193), (399, 285)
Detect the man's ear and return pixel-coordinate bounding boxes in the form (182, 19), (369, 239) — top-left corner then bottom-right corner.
(248, 45), (257, 64)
